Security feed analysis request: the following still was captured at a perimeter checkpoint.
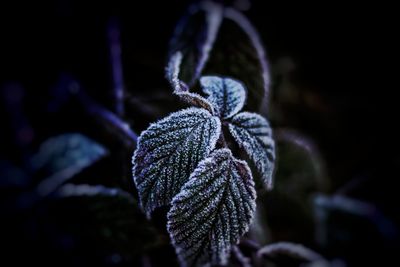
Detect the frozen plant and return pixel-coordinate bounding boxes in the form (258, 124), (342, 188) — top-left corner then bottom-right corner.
(133, 74), (275, 266)
(131, 1), (277, 266)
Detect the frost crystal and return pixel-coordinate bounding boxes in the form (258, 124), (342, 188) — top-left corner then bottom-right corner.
(166, 51), (186, 92)
(168, 1), (223, 86)
(228, 112), (275, 189)
(200, 76), (246, 119)
(166, 51), (215, 113)
(132, 107), (221, 217)
(203, 7), (271, 112)
(167, 149), (256, 267)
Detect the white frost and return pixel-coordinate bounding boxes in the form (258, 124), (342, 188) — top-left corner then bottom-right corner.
(200, 76), (246, 119)
(132, 107), (221, 217)
(167, 149), (256, 267)
(228, 112), (275, 189)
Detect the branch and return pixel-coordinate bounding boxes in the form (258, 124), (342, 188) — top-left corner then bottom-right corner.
(77, 89), (138, 147)
(257, 242), (324, 262)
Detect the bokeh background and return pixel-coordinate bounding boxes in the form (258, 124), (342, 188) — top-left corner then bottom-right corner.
(1, 0), (397, 266)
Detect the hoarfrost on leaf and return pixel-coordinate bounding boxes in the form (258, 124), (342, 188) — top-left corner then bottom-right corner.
(132, 107), (221, 217)
(228, 112), (275, 189)
(200, 76), (246, 119)
(167, 149), (256, 267)
(166, 51), (215, 113)
(166, 51), (186, 93)
(168, 1), (223, 86)
(204, 7), (271, 112)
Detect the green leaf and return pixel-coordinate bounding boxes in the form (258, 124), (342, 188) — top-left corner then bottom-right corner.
(32, 133), (108, 196)
(228, 112), (275, 189)
(132, 107), (221, 217)
(167, 149), (256, 267)
(200, 76), (246, 119)
(204, 8), (271, 112)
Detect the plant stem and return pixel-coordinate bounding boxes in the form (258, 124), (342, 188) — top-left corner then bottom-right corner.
(108, 17), (125, 117)
(232, 246), (252, 267)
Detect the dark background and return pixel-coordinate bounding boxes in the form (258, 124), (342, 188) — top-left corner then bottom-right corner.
(1, 0), (398, 266)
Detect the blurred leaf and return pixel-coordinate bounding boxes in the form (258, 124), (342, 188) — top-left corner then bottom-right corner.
(273, 129), (328, 200)
(168, 1), (223, 87)
(204, 7), (271, 112)
(0, 160), (29, 188)
(313, 194), (399, 266)
(40, 183), (163, 263)
(31, 133), (108, 196)
(250, 130), (328, 246)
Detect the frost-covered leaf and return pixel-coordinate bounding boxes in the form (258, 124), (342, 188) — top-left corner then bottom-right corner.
(167, 149), (256, 267)
(31, 134), (108, 196)
(166, 51), (215, 113)
(200, 76), (246, 119)
(166, 51), (187, 92)
(175, 91), (216, 113)
(133, 107), (221, 217)
(168, 1), (223, 87)
(228, 112), (275, 189)
(204, 8), (270, 112)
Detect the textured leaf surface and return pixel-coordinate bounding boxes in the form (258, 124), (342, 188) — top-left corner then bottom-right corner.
(168, 1), (223, 87)
(204, 8), (270, 112)
(228, 112), (275, 189)
(166, 51), (214, 113)
(32, 133), (108, 196)
(168, 149), (256, 267)
(133, 107), (221, 217)
(200, 76), (246, 119)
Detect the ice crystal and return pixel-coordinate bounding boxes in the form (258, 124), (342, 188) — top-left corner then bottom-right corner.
(200, 76), (246, 119)
(168, 1), (223, 86)
(167, 149), (256, 267)
(132, 107), (221, 217)
(203, 7), (271, 112)
(228, 112), (275, 189)
(166, 51), (215, 113)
